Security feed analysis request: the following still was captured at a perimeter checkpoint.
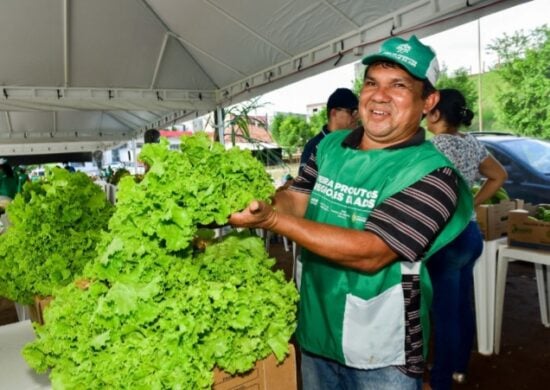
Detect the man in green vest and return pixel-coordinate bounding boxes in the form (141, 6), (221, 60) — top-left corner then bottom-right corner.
(230, 35), (472, 389)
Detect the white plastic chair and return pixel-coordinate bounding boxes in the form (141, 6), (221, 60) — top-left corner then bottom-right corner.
(494, 244), (550, 354)
(472, 237), (507, 355)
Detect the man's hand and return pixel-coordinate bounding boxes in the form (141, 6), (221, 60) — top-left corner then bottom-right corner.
(228, 200), (278, 230)
(276, 178), (294, 192)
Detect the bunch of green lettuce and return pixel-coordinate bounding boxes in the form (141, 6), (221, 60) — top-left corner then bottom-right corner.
(24, 233), (298, 389)
(0, 167), (114, 304)
(23, 134), (298, 389)
(110, 133), (275, 252)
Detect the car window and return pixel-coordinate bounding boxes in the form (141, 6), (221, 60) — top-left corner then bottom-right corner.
(500, 139), (550, 174)
(485, 146), (512, 166)
(484, 145), (526, 180)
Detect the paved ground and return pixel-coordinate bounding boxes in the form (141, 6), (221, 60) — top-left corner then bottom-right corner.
(2, 239), (549, 389)
(456, 260), (550, 390)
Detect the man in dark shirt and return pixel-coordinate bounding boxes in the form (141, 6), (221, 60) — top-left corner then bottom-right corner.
(299, 88), (358, 175)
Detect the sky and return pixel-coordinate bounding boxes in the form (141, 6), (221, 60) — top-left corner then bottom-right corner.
(257, 0), (549, 116)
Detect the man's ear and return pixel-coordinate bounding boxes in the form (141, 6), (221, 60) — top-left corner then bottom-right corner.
(423, 90), (440, 115)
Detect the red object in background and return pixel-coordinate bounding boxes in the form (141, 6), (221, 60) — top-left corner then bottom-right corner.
(158, 130), (194, 138)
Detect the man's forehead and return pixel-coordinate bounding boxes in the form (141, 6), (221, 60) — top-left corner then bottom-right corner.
(365, 64), (418, 82)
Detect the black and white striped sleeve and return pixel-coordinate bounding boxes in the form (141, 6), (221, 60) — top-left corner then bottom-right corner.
(366, 167), (459, 262)
(289, 152), (318, 194)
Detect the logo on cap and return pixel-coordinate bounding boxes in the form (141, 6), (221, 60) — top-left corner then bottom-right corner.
(396, 44), (411, 54)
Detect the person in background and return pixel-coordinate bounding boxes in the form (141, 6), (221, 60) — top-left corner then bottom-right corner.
(15, 166), (30, 194)
(143, 129), (161, 173)
(298, 88), (359, 175)
(0, 159), (18, 199)
(63, 162), (75, 172)
(230, 35), (473, 389)
(425, 88), (507, 389)
(102, 165), (114, 182)
(144, 128), (161, 144)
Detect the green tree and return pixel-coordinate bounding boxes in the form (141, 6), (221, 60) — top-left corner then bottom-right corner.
(472, 71), (506, 132)
(270, 113), (286, 143)
(436, 66), (478, 111)
(275, 115), (314, 158)
(353, 75), (363, 97)
(309, 107), (328, 132)
(487, 25), (549, 138)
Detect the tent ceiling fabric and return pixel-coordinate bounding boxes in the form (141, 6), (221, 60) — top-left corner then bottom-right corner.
(0, 0), (528, 156)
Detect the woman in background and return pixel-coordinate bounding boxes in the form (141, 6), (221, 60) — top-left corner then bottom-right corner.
(425, 89), (508, 390)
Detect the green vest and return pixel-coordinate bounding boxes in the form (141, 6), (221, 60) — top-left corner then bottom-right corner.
(296, 130), (472, 369)
(17, 172), (29, 193)
(0, 174), (18, 199)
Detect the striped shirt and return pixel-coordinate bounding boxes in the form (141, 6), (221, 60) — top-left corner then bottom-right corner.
(291, 127), (459, 377)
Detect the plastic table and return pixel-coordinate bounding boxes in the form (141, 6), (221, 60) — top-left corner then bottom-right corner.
(494, 245), (550, 354)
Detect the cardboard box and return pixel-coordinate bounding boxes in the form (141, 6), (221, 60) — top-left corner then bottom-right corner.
(213, 344), (297, 390)
(508, 204), (550, 251)
(475, 199), (524, 240)
(29, 295), (53, 325)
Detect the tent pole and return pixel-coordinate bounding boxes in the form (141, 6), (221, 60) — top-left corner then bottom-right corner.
(477, 18), (483, 132)
(215, 106), (225, 145)
(133, 139), (138, 173)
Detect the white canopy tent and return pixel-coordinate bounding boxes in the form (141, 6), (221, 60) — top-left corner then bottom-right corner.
(0, 0), (529, 161)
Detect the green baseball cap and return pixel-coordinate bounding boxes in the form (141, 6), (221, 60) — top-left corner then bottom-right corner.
(361, 35), (439, 86)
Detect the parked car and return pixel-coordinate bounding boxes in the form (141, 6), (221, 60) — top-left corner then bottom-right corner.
(472, 133), (550, 204)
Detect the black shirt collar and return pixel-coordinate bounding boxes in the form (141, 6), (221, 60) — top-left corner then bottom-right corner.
(342, 127), (426, 150)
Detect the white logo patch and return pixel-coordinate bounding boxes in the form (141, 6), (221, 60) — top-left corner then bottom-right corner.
(396, 44), (411, 54)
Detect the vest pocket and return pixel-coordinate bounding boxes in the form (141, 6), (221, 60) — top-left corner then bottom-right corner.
(342, 284), (406, 368)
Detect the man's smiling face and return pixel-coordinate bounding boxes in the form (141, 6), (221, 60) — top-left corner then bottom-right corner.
(358, 62), (438, 148)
